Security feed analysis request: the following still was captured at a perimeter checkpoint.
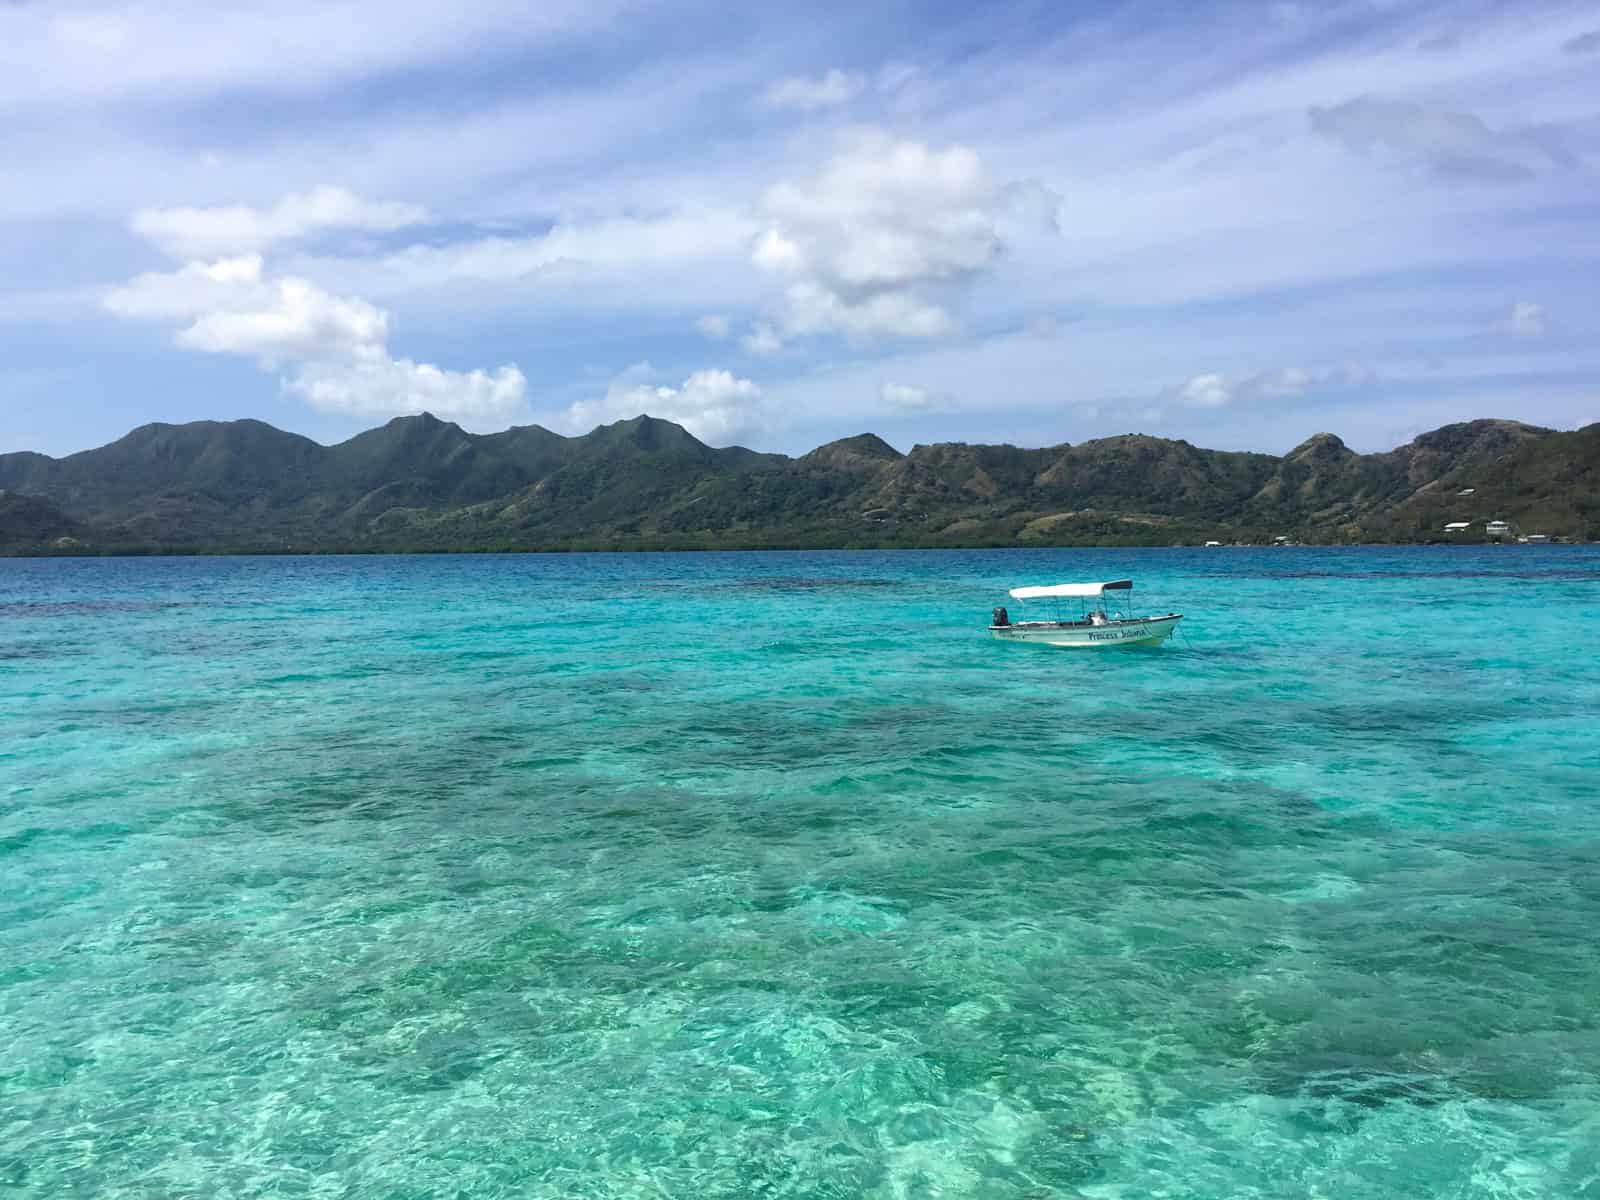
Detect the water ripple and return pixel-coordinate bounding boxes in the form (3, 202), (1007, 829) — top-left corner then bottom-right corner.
(2, 547), (1597, 1197)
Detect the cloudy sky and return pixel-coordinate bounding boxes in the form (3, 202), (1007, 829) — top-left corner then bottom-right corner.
(3, 0), (1596, 458)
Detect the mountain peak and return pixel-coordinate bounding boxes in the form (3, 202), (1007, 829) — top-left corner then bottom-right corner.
(1286, 432), (1351, 463)
(4, 413), (1594, 551)
(1406, 418), (1551, 454)
(802, 433), (903, 469)
(385, 411), (458, 432)
(590, 414), (709, 454)
(497, 421), (568, 441)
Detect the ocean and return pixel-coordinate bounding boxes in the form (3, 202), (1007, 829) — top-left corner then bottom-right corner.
(4, 547), (1598, 1198)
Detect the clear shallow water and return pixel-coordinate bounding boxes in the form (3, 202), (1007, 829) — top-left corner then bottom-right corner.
(3, 547), (1599, 1199)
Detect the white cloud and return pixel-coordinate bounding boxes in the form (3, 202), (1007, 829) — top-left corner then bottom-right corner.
(1172, 364), (1371, 408)
(751, 229), (805, 273)
(741, 323), (784, 355)
(107, 256), (388, 365)
(567, 362), (764, 443)
(177, 278), (388, 364)
(306, 209), (757, 296)
(286, 356), (527, 420)
(760, 134), (998, 289)
(1256, 366), (1315, 397)
(750, 129), (1051, 342)
(17, 0), (1600, 454)
(880, 382), (951, 412)
(106, 194), (525, 423)
(131, 185), (429, 258)
(780, 282), (953, 339)
(1177, 373), (1233, 408)
(695, 314), (730, 339)
(105, 255), (277, 321)
(764, 69), (864, 110)
(5, 0), (627, 109)
(1308, 96), (1566, 184)
(1501, 301), (1545, 338)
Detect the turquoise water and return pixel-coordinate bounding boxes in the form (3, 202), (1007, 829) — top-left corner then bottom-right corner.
(4, 548), (1599, 1198)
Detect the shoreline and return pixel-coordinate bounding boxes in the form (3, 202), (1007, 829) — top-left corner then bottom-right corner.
(5, 540), (1591, 561)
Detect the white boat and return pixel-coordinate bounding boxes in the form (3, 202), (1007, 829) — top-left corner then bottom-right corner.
(989, 579), (1182, 647)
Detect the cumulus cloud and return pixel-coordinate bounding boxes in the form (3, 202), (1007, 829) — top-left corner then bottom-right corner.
(1172, 364), (1370, 408)
(1177, 372), (1232, 408)
(764, 69), (864, 110)
(760, 135), (998, 290)
(780, 281), (953, 339)
(131, 185), (428, 258)
(286, 357), (527, 419)
(750, 129), (1055, 342)
(567, 362), (764, 443)
(106, 255), (390, 364)
(879, 382), (951, 412)
(106, 193), (525, 423)
(1308, 96), (1566, 184)
(1500, 301), (1545, 338)
(751, 229), (805, 274)
(105, 254), (278, 321)
(695, 314), (730, 339)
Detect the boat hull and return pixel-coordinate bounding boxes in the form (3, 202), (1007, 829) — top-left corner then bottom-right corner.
(989, 614), (1182, 647)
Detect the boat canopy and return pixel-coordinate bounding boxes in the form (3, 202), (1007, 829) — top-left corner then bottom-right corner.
(1009, 580), (1133, 600)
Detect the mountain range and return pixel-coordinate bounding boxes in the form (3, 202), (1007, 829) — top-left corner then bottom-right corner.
(2, 414), (1595, 554)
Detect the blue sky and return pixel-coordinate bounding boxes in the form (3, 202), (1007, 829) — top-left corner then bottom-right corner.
(2, 0), (1596, 458)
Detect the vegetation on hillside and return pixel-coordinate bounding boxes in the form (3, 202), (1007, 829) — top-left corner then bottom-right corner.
(2, 414), (1594, 555)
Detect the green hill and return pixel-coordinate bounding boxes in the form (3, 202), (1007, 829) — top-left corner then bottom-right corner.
(0, 490), (90, 552)
(1, 415), (1594, 554)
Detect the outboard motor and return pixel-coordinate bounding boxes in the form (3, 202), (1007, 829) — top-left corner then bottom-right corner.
(992, 606), (1010, 628)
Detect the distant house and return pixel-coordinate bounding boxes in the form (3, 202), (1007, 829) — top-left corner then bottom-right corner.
(1523, 533), (1550, 544)
(1443, 521), (1471, 532)
(1457, 487), (1476, 496)
(1486, 519), (1512, 539)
